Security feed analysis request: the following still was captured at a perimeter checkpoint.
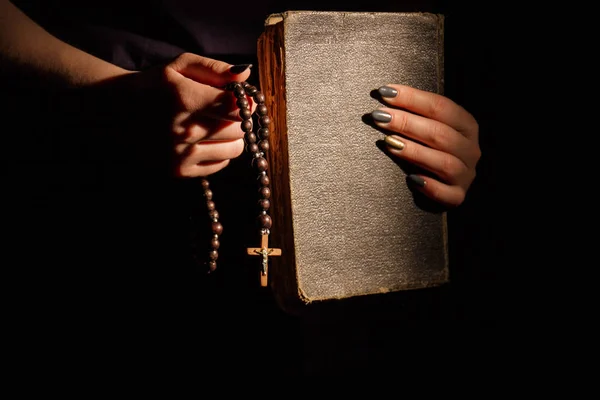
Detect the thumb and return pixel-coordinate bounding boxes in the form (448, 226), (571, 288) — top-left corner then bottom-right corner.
(168, 53), (252, 88)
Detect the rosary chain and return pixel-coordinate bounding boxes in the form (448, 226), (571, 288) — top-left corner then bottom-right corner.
(198, 81), (273, 273)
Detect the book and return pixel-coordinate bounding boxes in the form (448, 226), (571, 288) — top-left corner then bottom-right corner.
(257, 10), (447, 313)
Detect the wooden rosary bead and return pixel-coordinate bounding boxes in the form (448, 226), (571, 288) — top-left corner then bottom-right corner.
(233, 85), (245, 98)
(257, 104), (268, 116)
(259, 116), (271, 126)
(259, 187), (271, 199)
(248, 143), (259, 153)
(258, 214), (272, 229)
(258, 140), (269, 152)
(236, 97), (249, 108)
(258, 127), (269, 138)
(255, 157), (268, 171)
(206, 200), (215, 211)
(245, 85), (257, 95)
(240, 108), (252, 120)
(245, 132), (257, 143)
(241, 119), (253, 132)
(254, 92), (266, 103)
(208, 261), (217, 272)
(259, 199), (270, 210)
(259, 175), (270, 186)
(212, 221), (223, 235)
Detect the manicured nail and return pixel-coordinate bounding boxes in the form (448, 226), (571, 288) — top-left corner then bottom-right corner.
(384, 135), (405, 150)
(407, 174), (426, 187)
(371, 110), (392, 123)
(378, 86), (398, 98)
(229, 64), (252, 74)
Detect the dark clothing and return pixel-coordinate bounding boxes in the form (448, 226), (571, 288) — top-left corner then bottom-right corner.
(3, 1), (499, 375)
(11, 0), (435, 66)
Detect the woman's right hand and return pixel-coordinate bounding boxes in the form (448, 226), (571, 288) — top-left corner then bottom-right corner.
(80, 53), (255, 178)
(159, 54), (255, 177)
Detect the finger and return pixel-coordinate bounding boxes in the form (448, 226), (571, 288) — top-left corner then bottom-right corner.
(167, 78), (248, 121)
(166, 73), (257, 127)
(371, 107), (479, 168)
(405, 174), (467, 208)
(181, 138), (245, 166)
(383, 134), (474, 186)
(174, 121), (245, 153)
(168, 52), (252, 88)
(176, 160), (231, 178)
(377, 84), (478, 137)
(197, 86), (257, 122)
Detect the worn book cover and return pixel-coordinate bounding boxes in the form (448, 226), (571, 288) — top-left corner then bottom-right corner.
(257, 10), (447, 313)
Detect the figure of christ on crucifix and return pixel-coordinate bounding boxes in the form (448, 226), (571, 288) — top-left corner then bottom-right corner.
(247, 233), (281, 286)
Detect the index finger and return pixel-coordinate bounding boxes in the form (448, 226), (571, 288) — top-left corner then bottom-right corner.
(168, 72), (255, 122)
(169, 53), (252, 88)
(378, 84), (478, 138)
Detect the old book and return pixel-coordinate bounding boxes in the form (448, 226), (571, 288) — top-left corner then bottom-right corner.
(257, 10), (447, 313)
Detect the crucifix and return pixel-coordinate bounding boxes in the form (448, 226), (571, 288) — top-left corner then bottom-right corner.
(247, 233), (282, 287)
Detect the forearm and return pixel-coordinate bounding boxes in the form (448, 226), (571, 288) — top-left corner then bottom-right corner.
(0, 0), (130, 88)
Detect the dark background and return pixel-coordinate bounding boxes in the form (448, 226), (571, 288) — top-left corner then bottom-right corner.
(2, 0), (505, 374)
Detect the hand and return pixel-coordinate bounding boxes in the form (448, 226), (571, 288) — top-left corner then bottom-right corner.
(72, 53), (254, 178)
(163, 54), (255, 177)
(371, 84), (481, 208)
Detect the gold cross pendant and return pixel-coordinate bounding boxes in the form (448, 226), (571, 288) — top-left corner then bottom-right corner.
(246, 234), (282, 287)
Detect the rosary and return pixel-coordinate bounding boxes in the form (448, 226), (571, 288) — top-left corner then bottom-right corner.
(197, 81), (281, 287)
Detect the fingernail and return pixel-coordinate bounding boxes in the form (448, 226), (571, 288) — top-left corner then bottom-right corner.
(407, 174), (426, 187)
(378, 86), (398, 98)
(384, 135), (405, 150)
(229, 64), (252, 74)
(371, 110), (392, 123)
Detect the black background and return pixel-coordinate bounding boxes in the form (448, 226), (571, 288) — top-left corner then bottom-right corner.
(2, 0), (507, 375)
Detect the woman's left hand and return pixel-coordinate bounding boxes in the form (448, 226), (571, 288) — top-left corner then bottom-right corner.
(371, 84), (481, 208)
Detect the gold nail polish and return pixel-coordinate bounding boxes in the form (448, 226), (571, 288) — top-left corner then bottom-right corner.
(384, 135), (405, 150)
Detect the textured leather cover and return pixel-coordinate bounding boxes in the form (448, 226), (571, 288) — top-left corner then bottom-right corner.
(258, 11), (447, 313)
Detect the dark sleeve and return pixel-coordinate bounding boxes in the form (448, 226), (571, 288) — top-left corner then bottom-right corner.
(9, 0), (200, 70)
